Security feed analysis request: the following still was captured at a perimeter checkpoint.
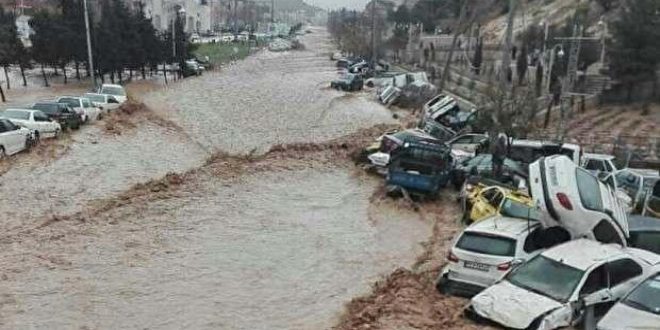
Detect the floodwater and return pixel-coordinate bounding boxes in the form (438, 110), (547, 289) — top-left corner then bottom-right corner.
(0, 26), (433, 330)
(0, 168), (430, 329)
(143, 27), (393, 154)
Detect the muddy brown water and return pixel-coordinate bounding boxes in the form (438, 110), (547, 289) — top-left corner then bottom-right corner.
(0, 27), (446, 329)
(0, 168), (430, 329)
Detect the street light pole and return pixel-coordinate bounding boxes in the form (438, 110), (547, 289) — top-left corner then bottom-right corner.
(83, 0), (96, 89)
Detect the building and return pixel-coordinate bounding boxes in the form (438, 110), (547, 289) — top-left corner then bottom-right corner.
(137, 0), (212, 33)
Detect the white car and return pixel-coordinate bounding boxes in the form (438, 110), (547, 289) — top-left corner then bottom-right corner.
(582, 153), (618, 176)
(84, 93), (122, 112)
(467, 239), (660, 330)
(437, 216), (566, 297)
(2, 109), (61, 139)
(509, 139), (582, 165)
(57, 96), (103, 122)
(98, 84), (127, 104)
(0, 118), (32, 158)
(597, 268), (660, 330)
(529, 155), (629, 245)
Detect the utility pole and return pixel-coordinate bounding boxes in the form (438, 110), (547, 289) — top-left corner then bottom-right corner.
(371, 0), (377, 63)
(438, 0), (468, 91)
(556, 24), (582, 141)
(500, 0), (516, 87)
(83, 0), (96, 89)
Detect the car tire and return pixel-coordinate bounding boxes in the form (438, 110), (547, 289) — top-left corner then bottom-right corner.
(34, 132), (40, 145)
(54, 129), (61, 139)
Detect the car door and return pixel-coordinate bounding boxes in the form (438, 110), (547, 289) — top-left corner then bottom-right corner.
(1, 120), (23, 154)
(450, 135), (474, 153)
(34, 111), (54, 134)
(606, 258), (643, 300)
(579, 264), (611, 318)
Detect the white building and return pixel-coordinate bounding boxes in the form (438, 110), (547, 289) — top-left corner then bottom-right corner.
(136, 0), (212, 33)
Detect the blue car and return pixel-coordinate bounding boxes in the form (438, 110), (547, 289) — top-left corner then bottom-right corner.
(386, 142), (452, 197)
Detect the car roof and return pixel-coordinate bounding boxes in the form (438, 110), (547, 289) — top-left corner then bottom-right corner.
(466, 216), (540, 239)
(511, 139), (559, 148)
(542, 239), (627, 270)
(620, 168), (659, 178)
(628, 216), (660, 232)
(4, 108), (35, 113)
(584, 153), (615, 160)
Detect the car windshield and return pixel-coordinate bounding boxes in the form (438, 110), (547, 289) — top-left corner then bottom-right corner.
(456, 232), (516, 257)
(101, 86), (126, 96)
(500, 198), (539, 220)
(506, 255), (584, 302)
(85, 94), (106, 103)
(2, 110), (30, 120)
(615, 170), (641, 197)
(622, 274), (660, 315)
(629, 231), (660, 254)
(576, 169), (604, 211)
(58, 98), (79, 108)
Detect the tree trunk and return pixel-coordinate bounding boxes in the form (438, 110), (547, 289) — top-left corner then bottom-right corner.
(543, 99), (552, 128)
(163, 64), (168, 85)
(129, 69), (133, 80)
(19, 64), (27, 87)
(53, 65), (59, 75)
(3, 66), (9, 90)
(75, 62), (81, 80)
(110, 71), (115, 84)
(62, 65), (68, 84)
(141, 66), (146, 80)
(0, 84), (5, 102)
(118, 70), (123, 83)
(41, 64), (49, 87)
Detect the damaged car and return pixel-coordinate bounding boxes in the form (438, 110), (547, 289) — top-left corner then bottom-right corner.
(466, 239), (660, 330)
(597, 268), (660, 330)
(463, 184), (535, 224)
(330, 73), (364, 91)
(422, 94), (478, 132)
(386, 141), (452, 197)
(437, 216), (566, 297)
(529, 155), (629, 245)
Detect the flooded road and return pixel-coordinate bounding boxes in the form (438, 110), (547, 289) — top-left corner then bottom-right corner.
(143, 27), (394, 154)
(0, 165), (430, 329)
(0, 26), (447, 330)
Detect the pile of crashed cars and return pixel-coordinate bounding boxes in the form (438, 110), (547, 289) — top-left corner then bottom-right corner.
(0, 83), (127, 160)
(332, 56), (438, 108)
(360, 93), (660, 329)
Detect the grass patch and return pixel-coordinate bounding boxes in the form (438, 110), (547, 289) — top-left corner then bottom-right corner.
(194, 43), (252, 66)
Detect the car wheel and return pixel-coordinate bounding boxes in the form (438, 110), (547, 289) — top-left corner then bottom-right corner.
(54, 129), (61, 138)
(34, 132), (40, 145)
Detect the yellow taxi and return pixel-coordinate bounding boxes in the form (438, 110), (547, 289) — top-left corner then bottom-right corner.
(463, 183), (536, 224)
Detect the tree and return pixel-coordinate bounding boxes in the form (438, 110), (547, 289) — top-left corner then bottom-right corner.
(472, 37), (483, 75)
(609, 0), (660, 101)
(0, 5), (20, 93)
(516, 44), (528, 85)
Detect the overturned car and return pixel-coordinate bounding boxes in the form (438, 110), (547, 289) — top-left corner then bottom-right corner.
(529, 155), (630, 245)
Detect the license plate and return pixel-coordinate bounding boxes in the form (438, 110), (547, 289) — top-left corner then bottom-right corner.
(464, 261), (490, 272)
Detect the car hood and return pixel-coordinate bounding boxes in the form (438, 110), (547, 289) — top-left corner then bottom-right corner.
(598, 302), (660, 330)
(471, 281), (563, 329)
